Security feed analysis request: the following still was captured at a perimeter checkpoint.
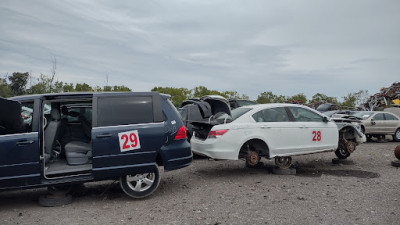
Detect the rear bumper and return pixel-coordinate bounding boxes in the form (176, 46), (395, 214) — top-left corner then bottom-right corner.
(160, 140), (192, 171)
(191, 137), (238, 160)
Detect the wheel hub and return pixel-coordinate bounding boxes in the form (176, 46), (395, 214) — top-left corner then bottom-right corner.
(246, 151), (259, 166)
(346, 141), (356, 153)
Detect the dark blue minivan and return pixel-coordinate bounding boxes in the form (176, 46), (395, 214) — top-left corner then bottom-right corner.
(0, 92), (192, 198)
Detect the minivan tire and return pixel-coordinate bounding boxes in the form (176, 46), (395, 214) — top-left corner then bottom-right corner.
(120, 165), (161, 199)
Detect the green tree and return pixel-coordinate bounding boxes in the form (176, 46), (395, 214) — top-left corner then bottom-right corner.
(28, 74), (64, 94)
(221, 91), (250, 100)
(152, 86), (192, 107)
(256, 91), (286, 103)
(112, 85), (131, 92)
(287, 93), (307, 104)
(63, 83), (75, 92)
(75, 83), (93, 92)
(257, 91), (275, 103)
(341, 93), (357, 108)
(310, 93), (337, 104)
(0, 78), (11, 97)
(8, 72), (29, 96)
(192, 86), (223, 98)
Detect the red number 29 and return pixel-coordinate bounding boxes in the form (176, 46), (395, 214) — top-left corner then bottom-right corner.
(312, 131), (321, 141)
(121, 133), (138, 149)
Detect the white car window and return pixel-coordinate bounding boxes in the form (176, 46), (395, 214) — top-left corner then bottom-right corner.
(288, 107), (323, 122)
(252, 107), (289, 122)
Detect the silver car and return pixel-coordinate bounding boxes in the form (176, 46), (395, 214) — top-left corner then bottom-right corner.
(353, 111), (400, 141)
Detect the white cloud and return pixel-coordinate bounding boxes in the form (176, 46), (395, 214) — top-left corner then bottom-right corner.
(0, 0), (399, 100)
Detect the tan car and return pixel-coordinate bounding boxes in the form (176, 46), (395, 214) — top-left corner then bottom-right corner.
(353, 111), (400, 142)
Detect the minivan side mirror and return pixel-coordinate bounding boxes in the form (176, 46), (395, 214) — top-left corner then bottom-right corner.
(371, 119), (376, 125)
(323, 116), (329, 123)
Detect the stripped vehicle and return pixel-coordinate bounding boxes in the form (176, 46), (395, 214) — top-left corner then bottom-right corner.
(330, 115), (366, 158)
(190, 104), (365, 169)
(178, 95), (231, 141)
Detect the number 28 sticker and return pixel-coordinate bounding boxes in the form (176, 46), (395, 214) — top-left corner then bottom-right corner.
(118, 130), (141, 152)
(312, 131), (321, 141)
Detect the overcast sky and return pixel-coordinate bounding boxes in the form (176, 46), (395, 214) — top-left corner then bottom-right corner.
(1, 0), (399, 100)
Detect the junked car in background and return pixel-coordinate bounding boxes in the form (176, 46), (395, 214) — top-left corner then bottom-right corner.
(352, 111), (400, 142)
(191, 103), (365, 169)
(228, 99), (257, 109)
(178, 95), (231, 141)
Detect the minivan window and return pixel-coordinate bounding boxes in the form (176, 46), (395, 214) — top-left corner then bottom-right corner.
(97, 96), (154, 126)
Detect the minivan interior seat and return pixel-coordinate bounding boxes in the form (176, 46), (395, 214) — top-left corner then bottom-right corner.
(44, 108), (62, 162)
(64, 141), (92, 165)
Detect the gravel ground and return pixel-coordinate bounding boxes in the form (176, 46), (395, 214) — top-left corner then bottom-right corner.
(1, 141), (399, 225)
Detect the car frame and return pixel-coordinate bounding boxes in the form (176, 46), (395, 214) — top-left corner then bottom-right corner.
(191, 103), (364, 168)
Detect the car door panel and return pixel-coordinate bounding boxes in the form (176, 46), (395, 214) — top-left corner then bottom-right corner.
(91, 94), (166, 180)
(0, 98), (41, 189)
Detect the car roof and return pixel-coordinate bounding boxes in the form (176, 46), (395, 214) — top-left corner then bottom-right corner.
(240, 103), (305, 110)
(9, 92), (161, 101)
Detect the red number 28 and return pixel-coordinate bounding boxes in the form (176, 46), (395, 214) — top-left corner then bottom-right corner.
(312, 131), (321, 141)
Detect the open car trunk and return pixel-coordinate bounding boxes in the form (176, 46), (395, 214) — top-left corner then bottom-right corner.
(179, 95), (231, 140)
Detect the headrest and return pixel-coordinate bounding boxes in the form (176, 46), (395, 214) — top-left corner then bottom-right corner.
(61, 105), (68, 115)
(51, 108), (61, 120)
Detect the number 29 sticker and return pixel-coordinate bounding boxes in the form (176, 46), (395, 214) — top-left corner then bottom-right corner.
(118, 130), (141, 152)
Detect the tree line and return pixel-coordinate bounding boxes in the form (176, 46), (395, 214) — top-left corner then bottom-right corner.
(0, 72), (131, 97)
(152, 86), (370, 108)
(1, 71), (370, 109)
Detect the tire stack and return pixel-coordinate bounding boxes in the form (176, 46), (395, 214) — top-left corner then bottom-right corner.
(391, 145), (400, 167)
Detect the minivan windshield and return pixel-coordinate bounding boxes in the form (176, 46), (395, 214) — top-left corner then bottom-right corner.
(215, 107), (251, 122)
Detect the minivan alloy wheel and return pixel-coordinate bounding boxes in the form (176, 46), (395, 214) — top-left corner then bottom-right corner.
(120, 165), (161, 199)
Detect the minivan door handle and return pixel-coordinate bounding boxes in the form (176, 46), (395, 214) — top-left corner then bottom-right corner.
(96, 133), (112, 138)
(16, 140), (34, 146)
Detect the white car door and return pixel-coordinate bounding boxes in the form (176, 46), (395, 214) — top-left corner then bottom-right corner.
(251, 107), (308, 157)
(287, 106), (337, 154)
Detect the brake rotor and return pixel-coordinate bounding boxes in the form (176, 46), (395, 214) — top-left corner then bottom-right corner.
(394, 145), (400, 160)
(246, 151), (260, 166)
(346, 141), (356, 153)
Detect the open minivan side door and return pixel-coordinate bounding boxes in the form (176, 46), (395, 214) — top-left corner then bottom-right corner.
(0, 98), (41, 189)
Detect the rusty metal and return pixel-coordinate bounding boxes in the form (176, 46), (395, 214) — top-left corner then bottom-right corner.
(245, 151), (260, 166)
(363, 82), (400, 111)
(346, 141), (356, 153)
(394, 145), (400, 160)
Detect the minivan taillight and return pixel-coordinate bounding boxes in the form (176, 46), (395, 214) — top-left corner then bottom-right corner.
(208, 129), (229, 138)
(174, 126), (187, 140)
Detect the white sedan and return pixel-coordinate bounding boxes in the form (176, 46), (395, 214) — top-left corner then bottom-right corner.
(191, 104), (342, 168)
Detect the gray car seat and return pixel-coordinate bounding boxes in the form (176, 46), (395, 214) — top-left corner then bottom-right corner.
(44, 108), (62, 162)
(64, 141), (92, 165)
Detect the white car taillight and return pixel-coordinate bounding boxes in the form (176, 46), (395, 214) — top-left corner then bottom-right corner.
(208, 129), (229, 138)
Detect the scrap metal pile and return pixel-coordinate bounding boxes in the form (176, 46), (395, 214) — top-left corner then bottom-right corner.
(363, 82), (400, 111)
